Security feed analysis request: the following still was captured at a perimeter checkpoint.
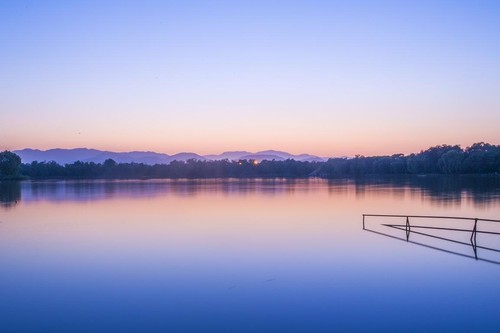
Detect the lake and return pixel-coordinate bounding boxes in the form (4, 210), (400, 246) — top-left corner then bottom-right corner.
(1, 177), (500, 332)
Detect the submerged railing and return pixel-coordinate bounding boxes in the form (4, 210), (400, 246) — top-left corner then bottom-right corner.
(362, 214), (500, 263)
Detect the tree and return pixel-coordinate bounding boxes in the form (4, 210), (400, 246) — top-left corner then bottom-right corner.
(438, 150), (464, 174)
(103, 158), (117, 168)
(0, 151), (22, 178)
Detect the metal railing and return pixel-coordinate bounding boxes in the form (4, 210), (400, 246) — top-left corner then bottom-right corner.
(363, 214), (500, 234)
(362, 214), (500, 260)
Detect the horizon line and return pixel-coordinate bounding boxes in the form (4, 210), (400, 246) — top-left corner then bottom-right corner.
(8, 141), (499, 159)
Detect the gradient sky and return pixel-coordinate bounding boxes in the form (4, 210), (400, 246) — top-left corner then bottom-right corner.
(1, 0), (499, 156)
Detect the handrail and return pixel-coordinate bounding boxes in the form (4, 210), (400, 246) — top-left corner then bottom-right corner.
(362, 214), (500, 223)
(362, 213), (500, 264)
(382, 224), (500, 236)
(362, 213), (499, 244)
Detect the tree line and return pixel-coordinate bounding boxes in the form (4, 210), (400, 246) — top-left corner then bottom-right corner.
(321, 142), (500, 177)
(1, 142), (499, 180)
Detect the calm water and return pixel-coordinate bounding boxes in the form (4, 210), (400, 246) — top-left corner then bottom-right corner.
(1, 177), (500, 332)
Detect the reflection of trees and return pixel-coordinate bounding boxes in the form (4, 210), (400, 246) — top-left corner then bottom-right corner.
(407, 175), (500, 206)
(0, 182), (21, 208)
(3, 176), (500, 208)
(352, 175), (500, 207)
(18, 179), (315, 203)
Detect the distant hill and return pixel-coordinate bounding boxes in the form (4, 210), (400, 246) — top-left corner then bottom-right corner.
(240, 154), (286, 161)
(204, 151), (253, 160)
(14, 148), (326, 165)
(88, 151), (172, 164)
(205, 150), (326, 162)
(16, 148), (105, 165)
(256, 150), (325, 162)
(15, 148), (174, 165)
(170, 153), (206, 162)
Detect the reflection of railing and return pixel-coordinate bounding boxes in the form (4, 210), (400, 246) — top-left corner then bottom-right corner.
(362, 214), (500, 264)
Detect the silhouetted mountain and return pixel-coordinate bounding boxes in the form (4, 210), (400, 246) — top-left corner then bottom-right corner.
(206, 150), (326, 162)
(254, 150), (326, 161)
(15, 148), (172, 165)
(240, 154), (286, 161)
(88, 151), (171, 164)
(204, 151), (253, 161)
(14, 148), (325, 165)
(256, 150), (294, 159)
(169, 153), (206, 162)
(294, 154), (326, 162)
(16, 148), (103, 165)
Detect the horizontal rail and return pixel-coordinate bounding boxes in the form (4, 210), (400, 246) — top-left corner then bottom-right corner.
(382, 224), (500, 236)
(363, 213), (500, 265)
(362, 214), (500, 223)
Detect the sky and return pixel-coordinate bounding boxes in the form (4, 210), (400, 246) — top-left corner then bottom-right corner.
(1, 0), (499, 157)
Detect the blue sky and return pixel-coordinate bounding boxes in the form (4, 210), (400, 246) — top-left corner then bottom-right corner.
(1, 0), (499, 156)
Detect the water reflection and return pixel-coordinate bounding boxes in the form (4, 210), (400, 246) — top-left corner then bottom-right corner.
(20, 179), (324, 202)
(351, 175), (500, 207)
(0, 182), (21, 209)
(1, 175), (499, 209)
(1, 177), (500, 332)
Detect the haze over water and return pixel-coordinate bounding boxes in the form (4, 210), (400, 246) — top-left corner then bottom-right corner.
(1, 178), (500, 332)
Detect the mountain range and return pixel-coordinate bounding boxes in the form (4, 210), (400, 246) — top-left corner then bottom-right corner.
(14, 148), (327, 165)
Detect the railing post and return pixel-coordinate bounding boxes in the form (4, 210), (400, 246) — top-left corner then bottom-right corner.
(471, 218), (478, 260)
(470, 218), (477, 250)
(474, 219), (478, 246)
(405, 216), (410, 241)
(362, 214), (365, 230)
(470, 218), (478, 245)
